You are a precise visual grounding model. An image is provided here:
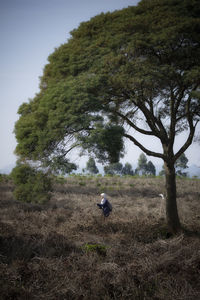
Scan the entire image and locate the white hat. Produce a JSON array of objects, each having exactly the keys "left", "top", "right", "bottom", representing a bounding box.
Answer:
[{"left": 101, "top": 193, "right": 107, "bottom": 198}]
